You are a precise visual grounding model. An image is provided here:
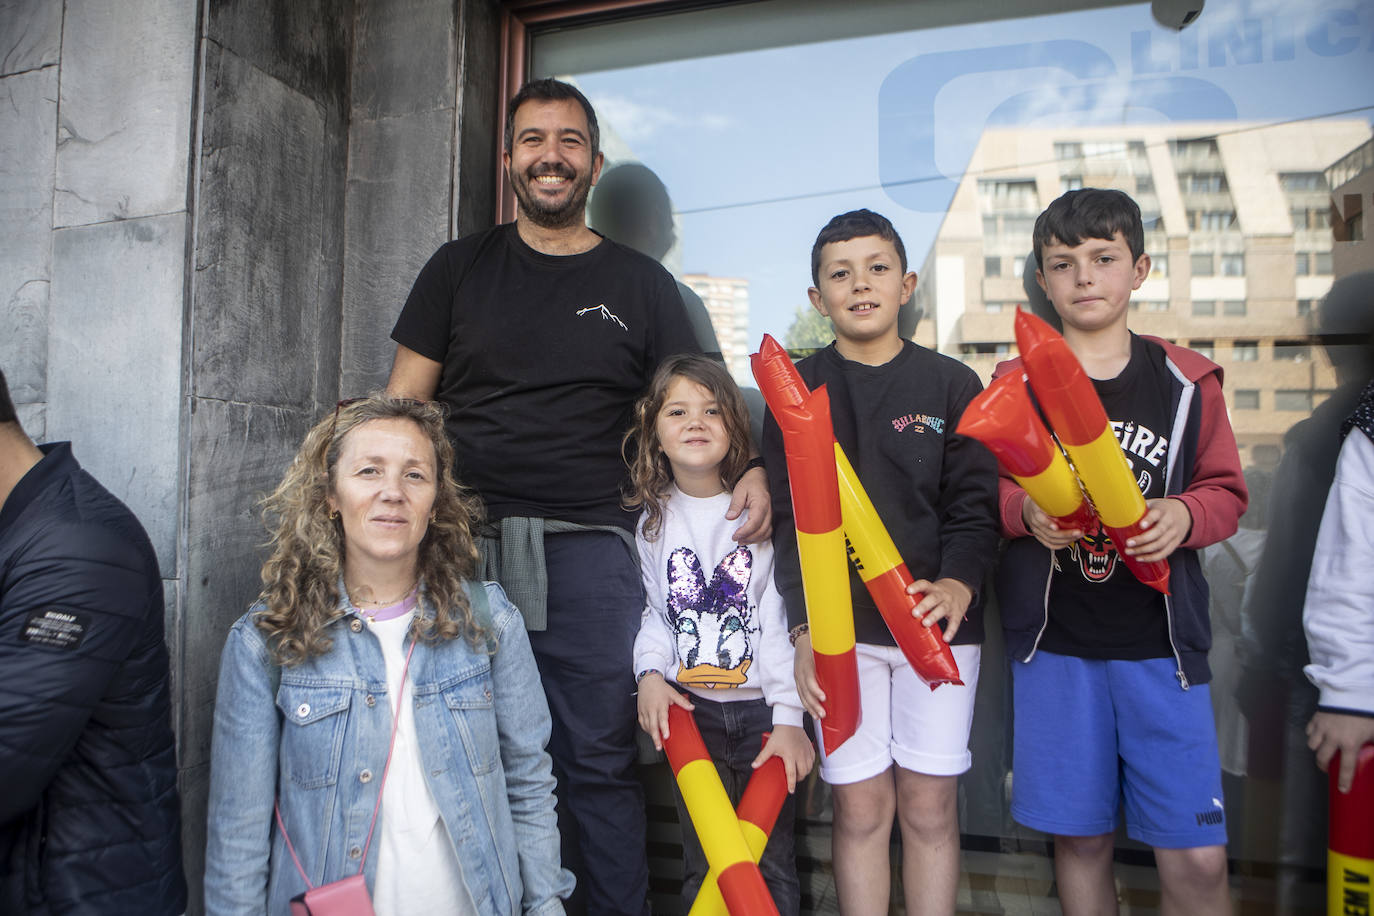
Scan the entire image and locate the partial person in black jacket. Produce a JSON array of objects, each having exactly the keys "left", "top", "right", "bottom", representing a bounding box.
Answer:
[{"left": 0, "top": 368, "right": 185, "bottom": 915}]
